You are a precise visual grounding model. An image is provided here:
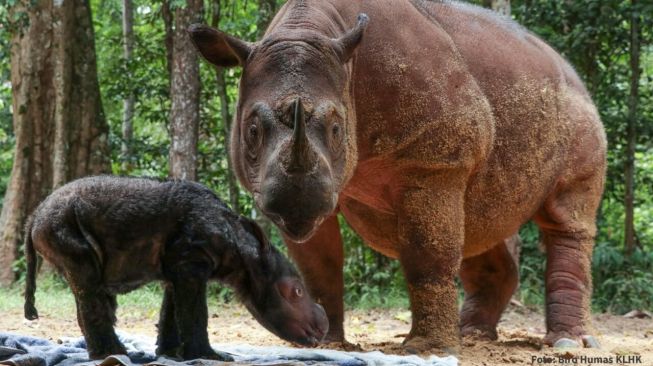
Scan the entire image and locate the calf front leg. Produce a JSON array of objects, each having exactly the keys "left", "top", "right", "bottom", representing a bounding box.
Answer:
[
  {"left": 168, "top": 261, "right": 217, "bottom": 360},
  {"left": 397, "top": 177, "right": 466, "bottom": 354}
]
